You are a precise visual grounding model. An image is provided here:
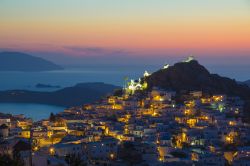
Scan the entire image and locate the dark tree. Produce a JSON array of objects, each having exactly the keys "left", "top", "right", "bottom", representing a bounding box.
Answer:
[
  {"left": 113, "top": 89, "right": 123, "bottom": 97},
  {"left": 49, "top": 112, "right": 56, "bottom": 122},
  {"left": 118, "top": 142, "right": 142, "bottom": 166},
  {"left": 65, "top": 153, "right": 86, "bottom": 166},
  {"left": 0, "top": 154, "right": 24, "bottom": 166}
]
